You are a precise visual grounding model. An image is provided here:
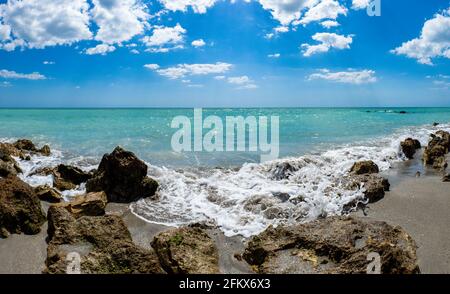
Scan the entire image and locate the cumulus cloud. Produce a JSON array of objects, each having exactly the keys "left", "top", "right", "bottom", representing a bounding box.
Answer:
[
  {"left": 321, "top": 20, "right": 339, "bottom": 28},
  {"left": 227, "top": 75, "right": 258, "bottom": 89},
  {"left": 0, "top": 0, "right": 92, "bottom": 50},
  {"left": 142, "top": 24, "right": 186, "bottom": 52},
  {"left": 0, "top": 69, "right": 46, "bottom": 80},
  {"left": 191, "top": 39, "right": 206, "bottom": 47},
  {"left": 144, "top": 64, "right": 160, "bottom": 70},
  {"left": 301, "top": 32, "right": 353, "bottom": 56},
  {"left": 257, "top": 0, "right": 310, "bottom": 26},
  {"left": 391, "top": 8, "right": 450, "bottom": 65},
  {"left": 297, "top": 0, "right": 347, "bottom": 26},
  {"left": 308, "top": 69, "right": 377, "bottom": 84},
  {"left": 351, "top": 0, "right": 370, "bottom": 10},
  {"left": 85, "top": 44, "right": 116, "bottom": 55},
  {"left": 152, "top": 62, "right": 233, "bottom": 79},
  {"left": 158, "top": 0, "right": 218, "bottom": 14},
  {"left": 91, "top": 0, "right": 149, "bottom": 44}
]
